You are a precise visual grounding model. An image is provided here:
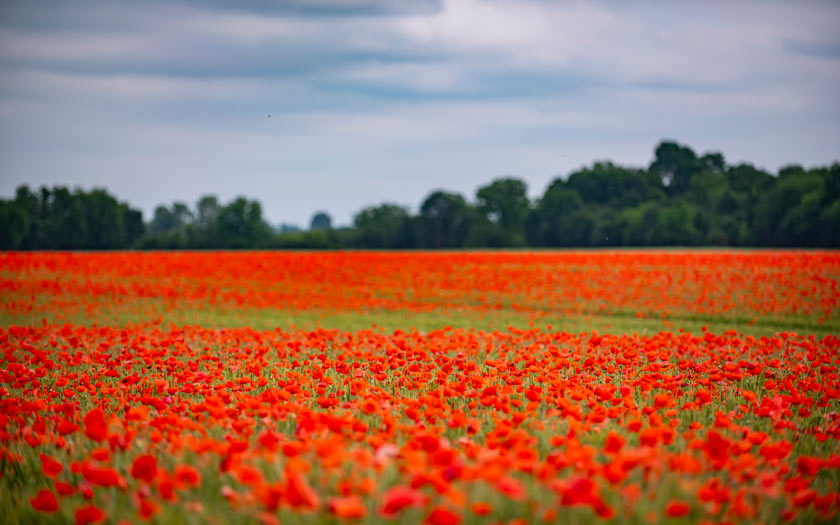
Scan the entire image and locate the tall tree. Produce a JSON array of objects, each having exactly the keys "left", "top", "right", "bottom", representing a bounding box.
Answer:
[
  {"left": 475, "top": 177, "right": 530, "bottom": 246},
  {"left": 0, "top": 200, "right": 28, "bottom": 249},
  {"left": 754, "top": 169, "right": 824, "bottom": 246},
  {"left": 700, "top": 152, "right": 726, "bottom": 173},
  {"left": 149, "top": 202, "right": 192, "bottom": 235},
  {"left": 650, "top": 141, "right": 700, "bottom": 195},
  {"left": 196, "top": 196, "right": 220, "bottom": 232},
  {"left": 216, "top": 197, "right": 271, "bottom": 248},
  {"left": 194, "top": 195, "right": 221, "bottom": 247},
  {"left": 353, "top": 203, "right": 412, "bottom": 248},
  {"left": 417, "top": 191, "right": 472, "bottom": 248},
  {"left": 45, "top": 187, "right": 87, "bottom": 248},
  {"left": 122, "top": 205, "right": 145, "bottom": 246},
  {"left": 310, "top": 211, "right": 332, "bottom": 231},
  {"left": 14, "top": 186, "right": 46, "bottom": 249},
  {"left": 526, "top": 180, "right": 591, "bottom": 246},
  {"left": 567, "top": 162, "right": 664, "bottom": 208},
  {"left": 82, "top": 189, "right": 126, "bottom": 249}
]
